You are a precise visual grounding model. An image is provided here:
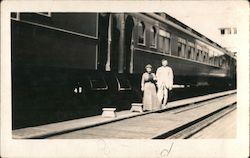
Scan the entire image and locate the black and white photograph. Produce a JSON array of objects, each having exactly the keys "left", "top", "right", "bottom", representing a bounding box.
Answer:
[
  {"left": 11, "top": 12, "right": 237, "bottom": 139},
  {"left": 1, "top": 1, "right": 249, "bottom": 158}
]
